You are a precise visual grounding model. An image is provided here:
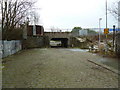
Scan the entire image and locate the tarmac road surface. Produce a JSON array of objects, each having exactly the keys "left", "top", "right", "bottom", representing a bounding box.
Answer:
[{"left": 2, "top": 48, "right": 118, "bottom": 88}]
